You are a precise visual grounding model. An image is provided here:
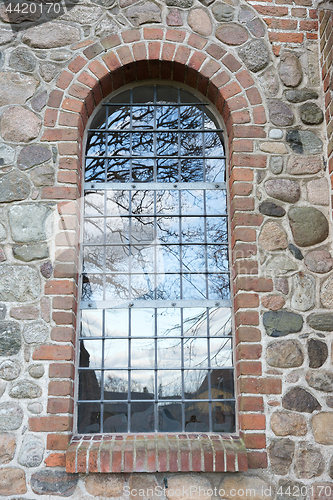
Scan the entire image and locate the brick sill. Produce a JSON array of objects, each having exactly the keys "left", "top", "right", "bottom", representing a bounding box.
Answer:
[{"left": 66, "top": 434, "right": 248, "bottom": 473}]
